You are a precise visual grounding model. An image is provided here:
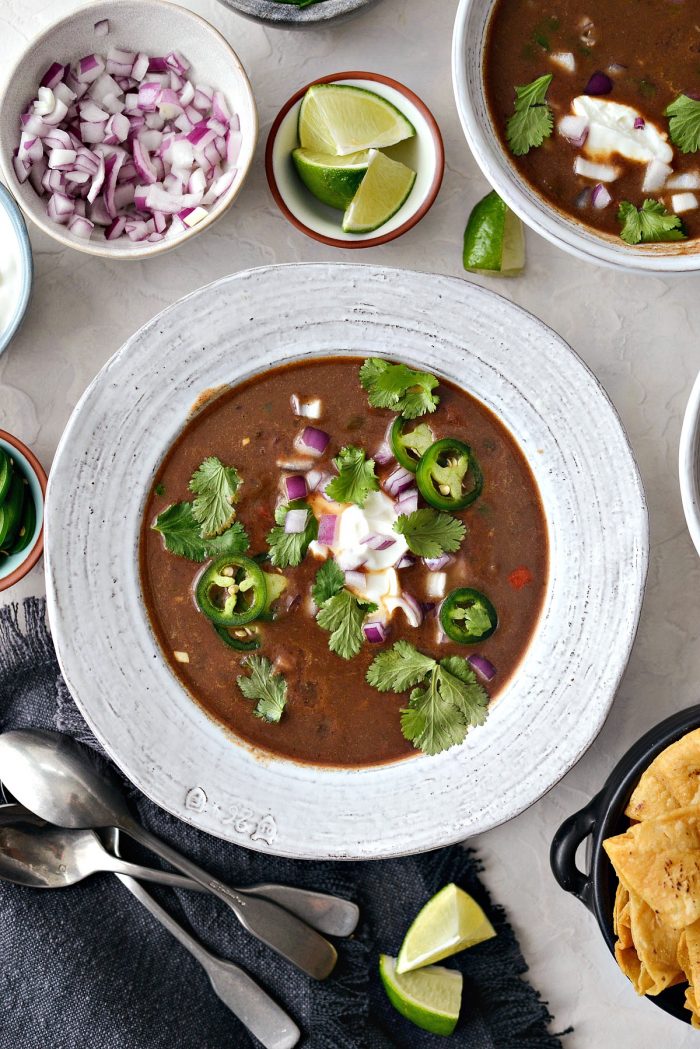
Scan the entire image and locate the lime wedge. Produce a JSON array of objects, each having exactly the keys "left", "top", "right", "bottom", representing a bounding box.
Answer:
[
  {"left": 342, "top": 149, "right": 416, "bottom": 234},
  {"left": 463, "top": 190, "right": 525, "bottom": 276},
  {"left": 396, "top": 883, "right": 496, "bottom": 974},
  {"left": 291, "top": 148, "right": 371, "bottom": 210},
  {"left": 298, "top": 83, "right": 416, "bottom": 156},
  {"left": 379, "top": 954, "right": 462, "bottom": 1036}
]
